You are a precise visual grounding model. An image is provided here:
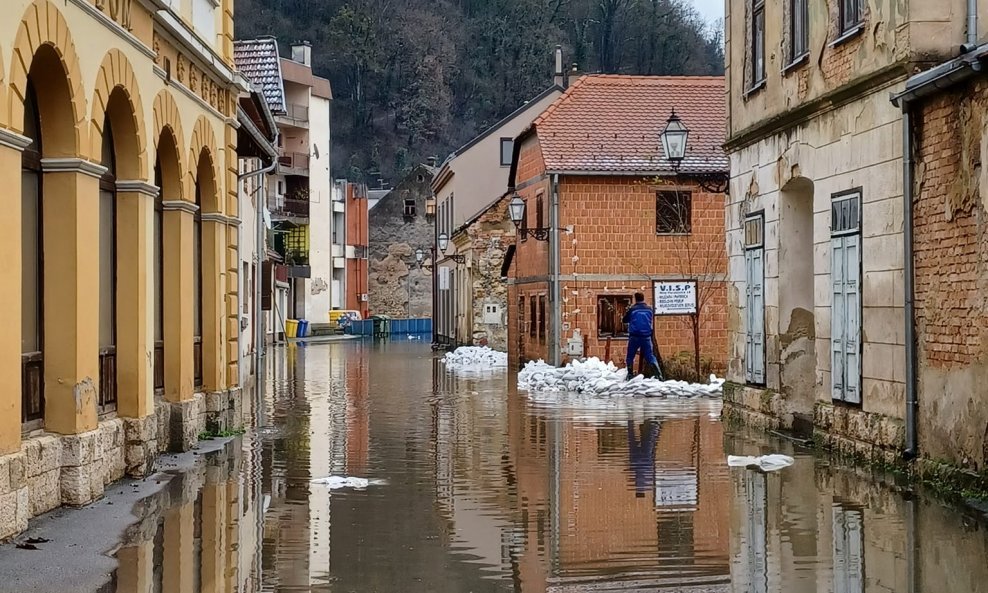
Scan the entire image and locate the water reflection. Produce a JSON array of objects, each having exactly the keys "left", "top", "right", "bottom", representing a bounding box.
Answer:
[{"left": 112, "top": 342, "right": 988, "bottom": 592}]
